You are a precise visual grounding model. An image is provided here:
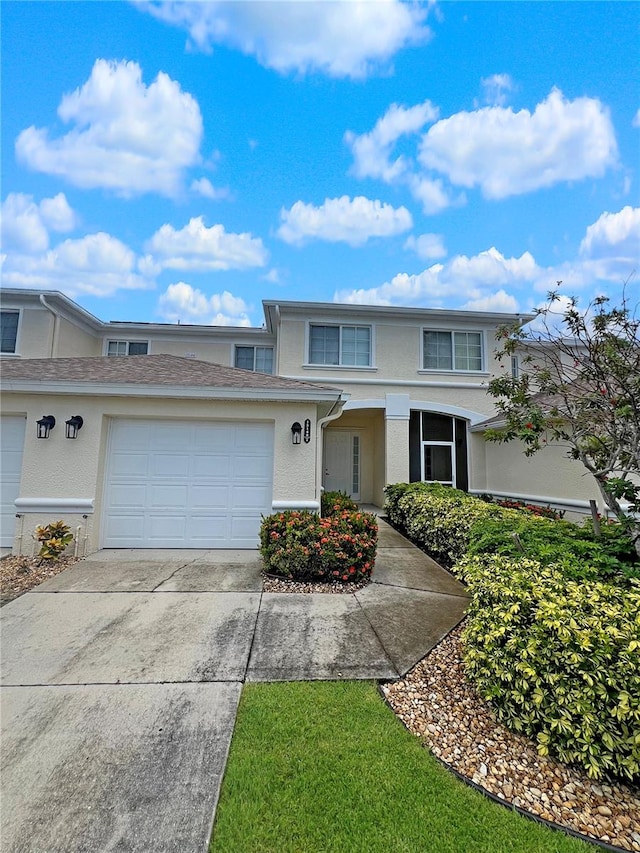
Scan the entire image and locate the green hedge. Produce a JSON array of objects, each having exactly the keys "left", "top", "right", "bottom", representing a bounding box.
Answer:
[
  {"left": 384, "top": 482, "right": 640, "bottom": 780},
  {"left": 321, "top": 490, "right": 359, "bottom": 516},
  {"left": 457, "top": 555, "right": 640, "bottom": 781},
  {"left": 259, "top": 509, "right": 377, "bottom": 583}
]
